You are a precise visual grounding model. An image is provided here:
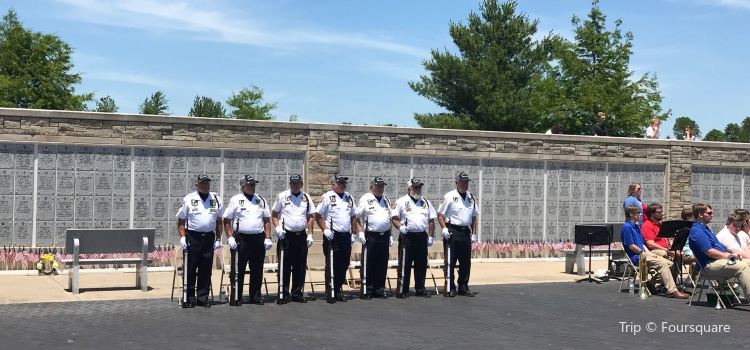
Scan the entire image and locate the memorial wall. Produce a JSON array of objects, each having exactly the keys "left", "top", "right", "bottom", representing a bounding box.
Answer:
[{"left": 0, "top": 108, "right": 747, "bottom": 247}]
